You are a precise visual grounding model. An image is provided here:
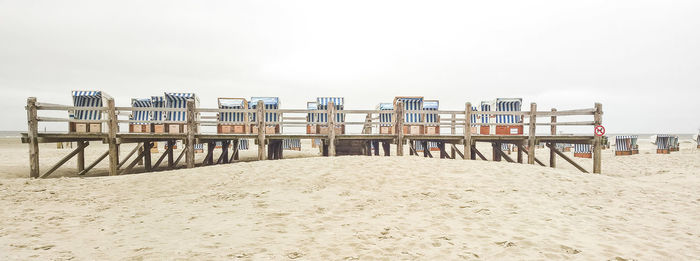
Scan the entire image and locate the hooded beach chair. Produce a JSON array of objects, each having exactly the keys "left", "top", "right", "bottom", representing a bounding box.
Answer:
[
  {"left": 283, "top": 139, "right": 302, "bottom": 151},
  {"left": 150, "top": 96, "right": 167, "bottom": 133},
  {"left": 70, "top": 91, "right": 108, "bottom": 133},
  {"left": 574, "top": 144, "right": 592, "bottom": 158},
  {"left": 164, "top": 92, "right": 199, "bottom": 134},
  {"left": 306, "top": 101, "right": 319, "bottom": 134},
  {"left": 495, "top": 98, "right": 523, "bottom": 135},
  {"left": 655, "top": 134, "right": 671, "bottom": 154},
  {"left": 479, "top": 100, "right": 495, "bottom": 135},
  {"left": 670, "top": 136, "right": 680, "bottom": 152},
  {"left": 378, "top": 103, "right": 394, "bottom": 134},
  {"left": 424, "top": 100, "right": 440, "bottom": 135},
  {"left": 615, "top": 135, "right": 633, "bottom": 156},
  {"left": 394, "top": 97, "right": 424, "bottom": 134},
  {"left": 249, "top": 97, "right": 280, "bottom": 134},
  {"left": 696, "top": 133, "right": 700, "bottom": 149},
  {"left": 217, "top": 98, "right": 248, "bottom": 134},
  {"left": 317, "top": 97, "right": 345, "bottom": 134},
  {"left": 129, "top": 98, "right": 152, "bottom": 133}
]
